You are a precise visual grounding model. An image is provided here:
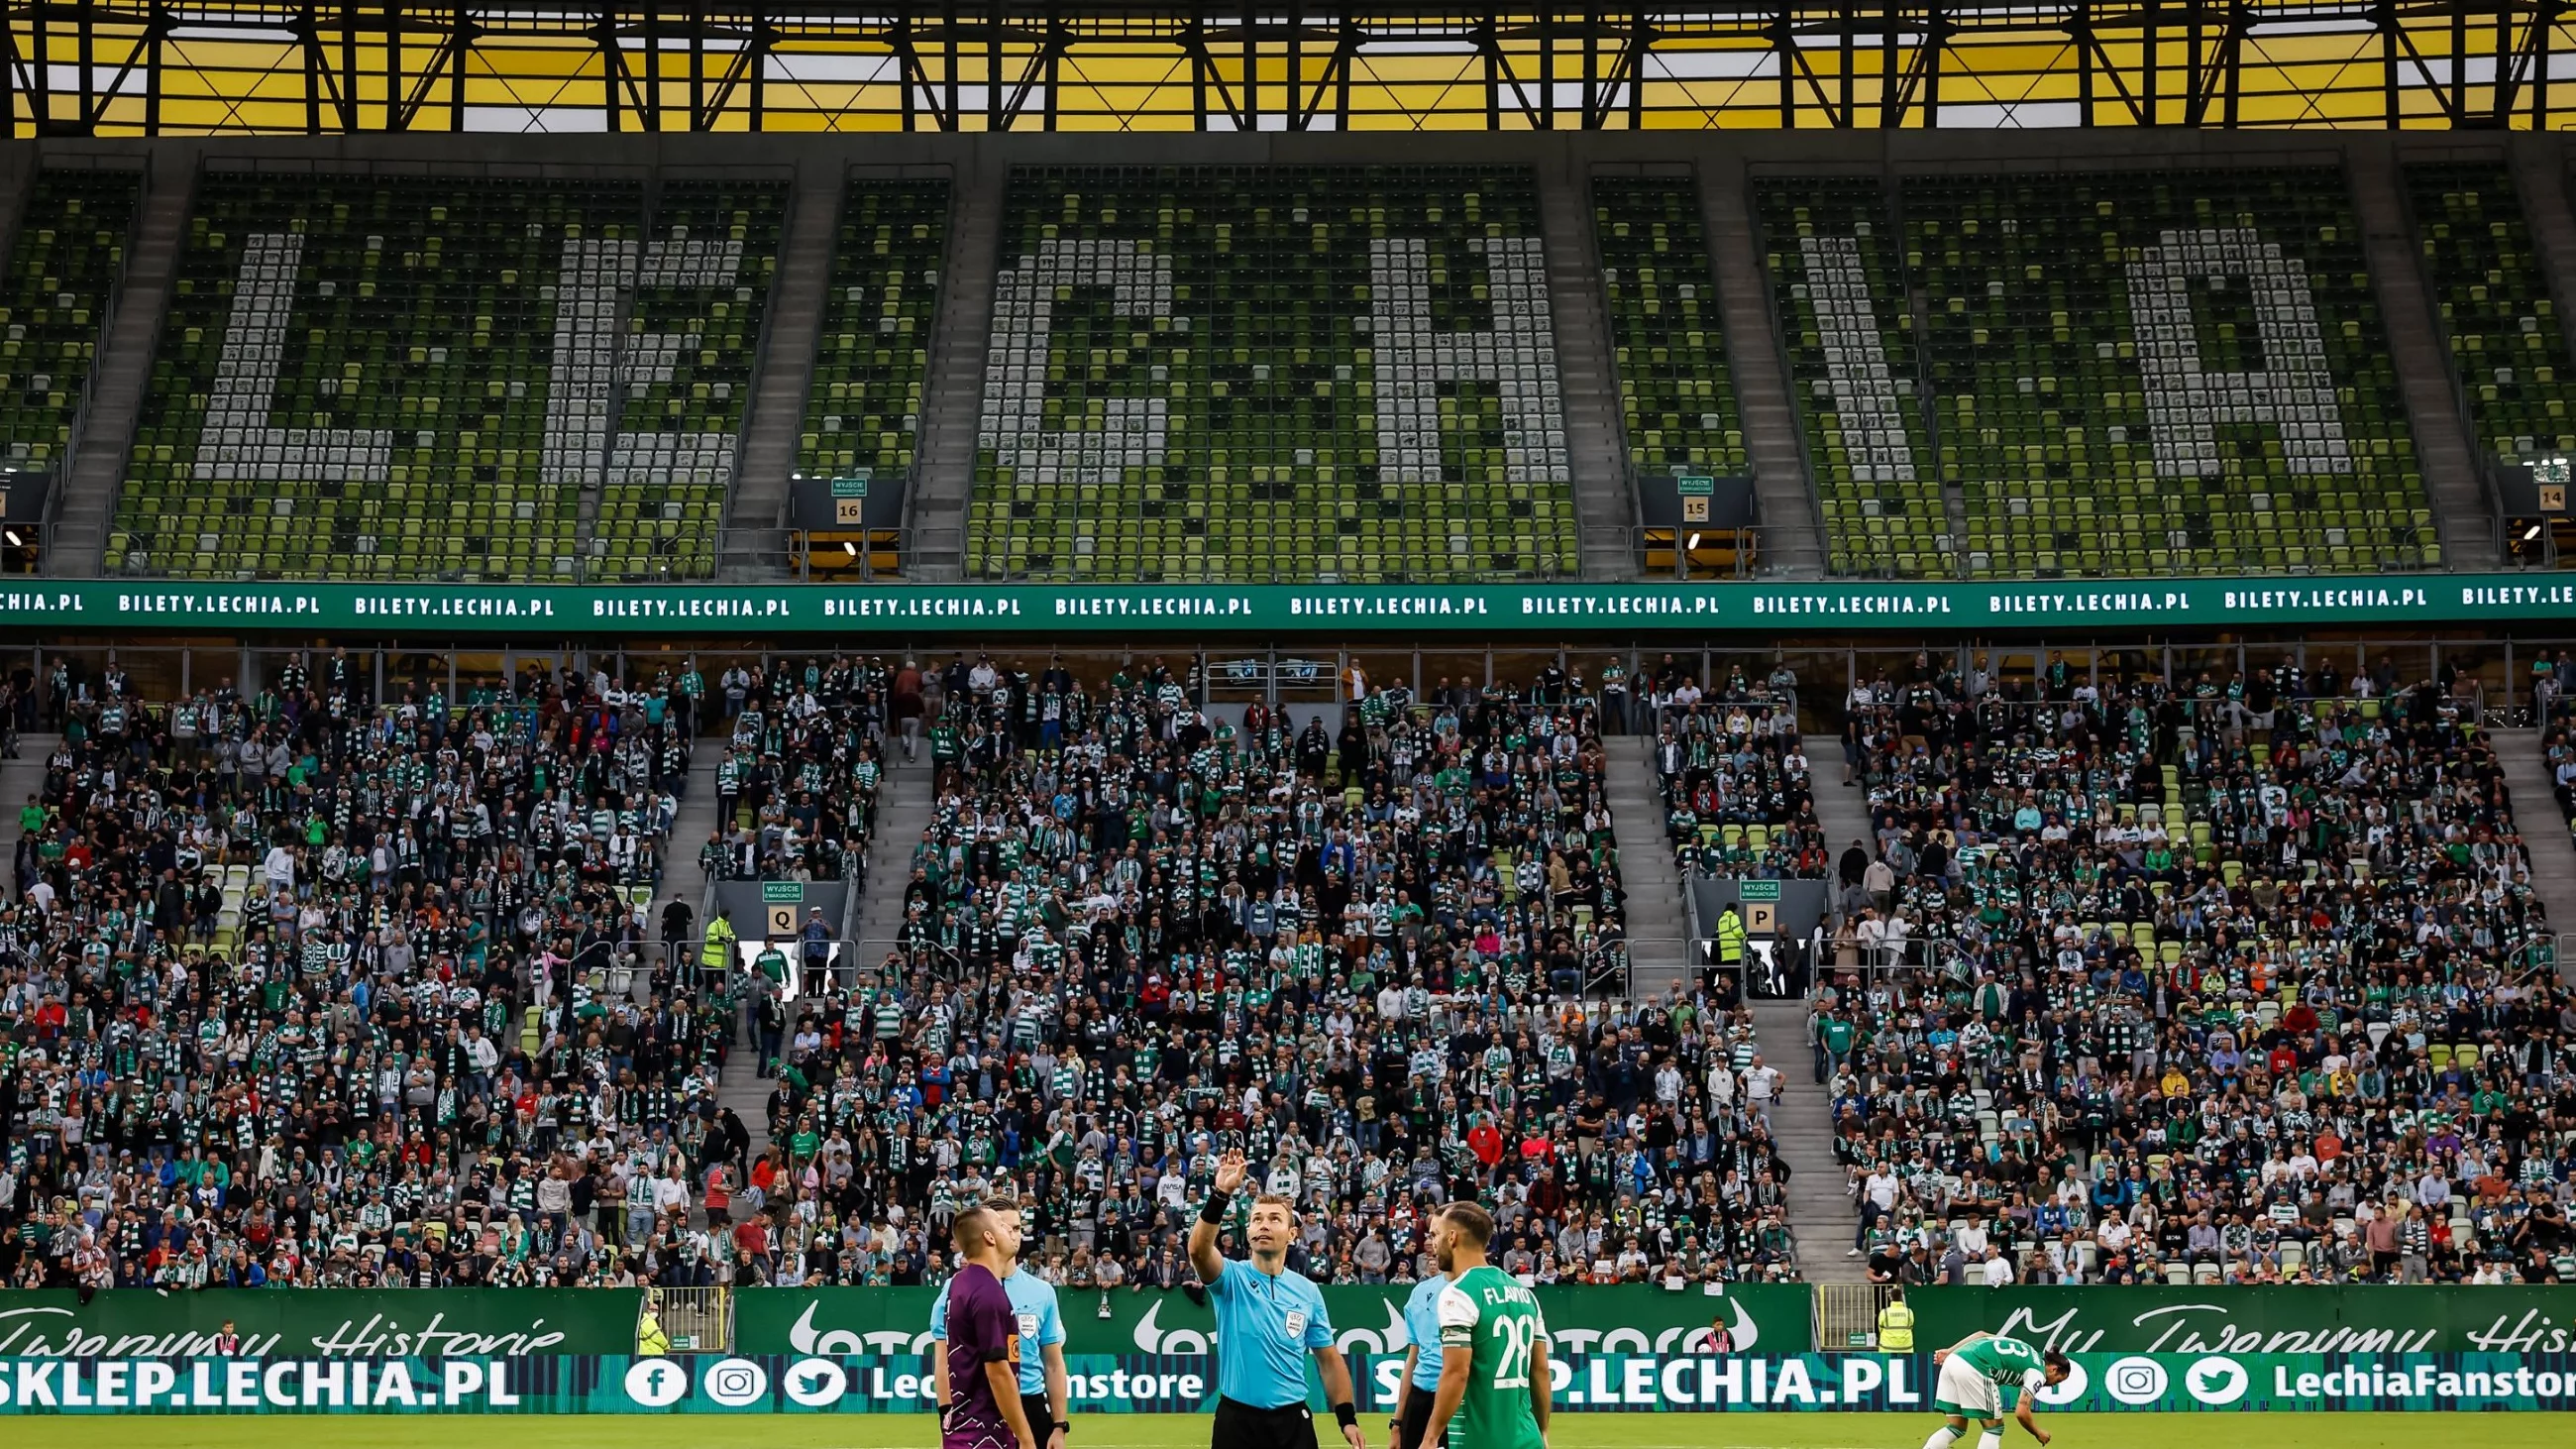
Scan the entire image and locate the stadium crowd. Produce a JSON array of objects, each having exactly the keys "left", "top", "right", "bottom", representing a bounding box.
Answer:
[
  {"left": 1819, "top": 656, "right": 2576, "bottom": 1286},
  {"left": 1649, "top": 665, "right": 1834, "bottom": 882},
  {"left": 0, "top": 650, "right": 769, "bottom": 1290},
  {"left": 7, "top": 640, "right": 2571, "bottom": 1294},
  {"left": 747, "top": 658, "right": 1803, "bottom": 1290},
  {"left": 0, "top": 650, "right": 1819, "bottom": 1293}
]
